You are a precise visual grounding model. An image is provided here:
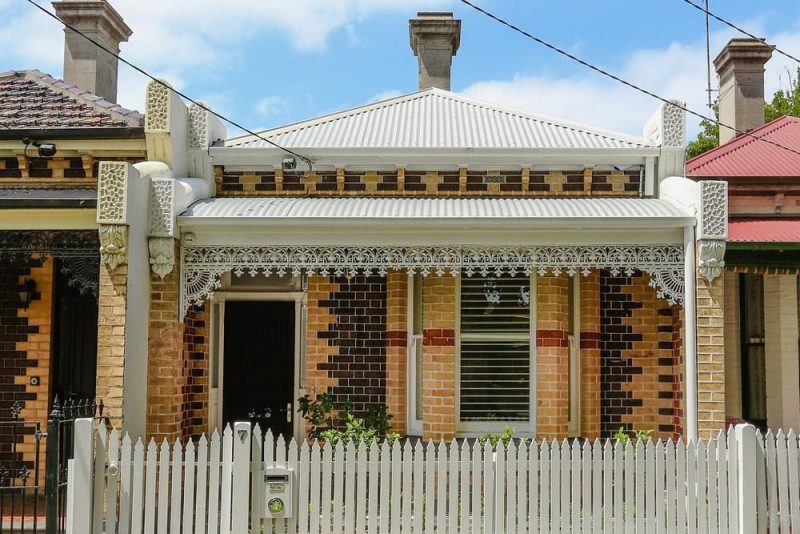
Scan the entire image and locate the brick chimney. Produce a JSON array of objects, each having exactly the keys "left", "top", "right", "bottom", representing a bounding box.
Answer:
[
  {"left": 52, "top": 0, "right": 132, "bottom": 103},
  {"left": 409, "top": 12, "right": 461, "bottom": 91},
  {"left": 714, "top": 38, "right": 773, "bottom": 144}
]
